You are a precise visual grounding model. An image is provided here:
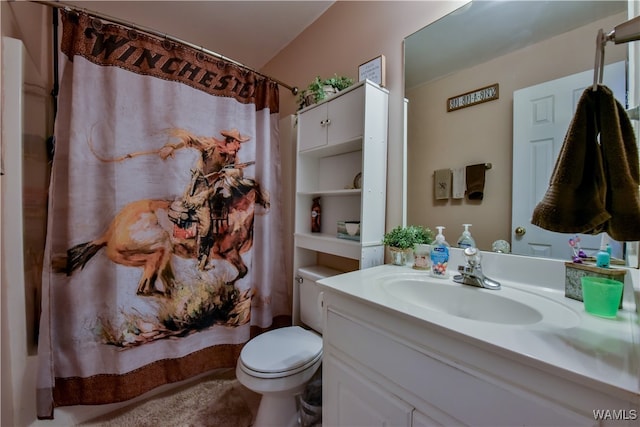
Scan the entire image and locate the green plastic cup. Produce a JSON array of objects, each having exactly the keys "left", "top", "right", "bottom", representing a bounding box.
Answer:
[{"left": 580, "top": 277, "right": 623, "bottom": 319}]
